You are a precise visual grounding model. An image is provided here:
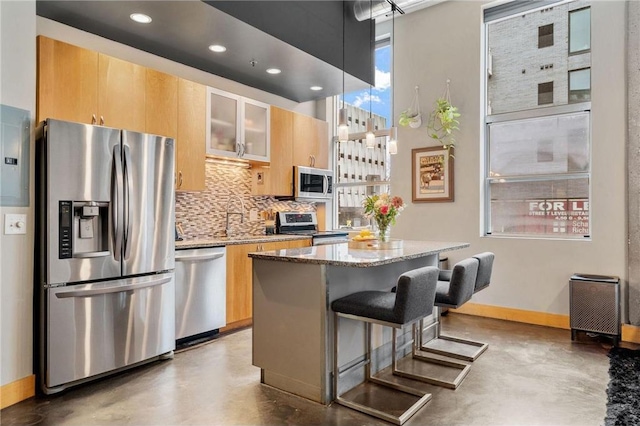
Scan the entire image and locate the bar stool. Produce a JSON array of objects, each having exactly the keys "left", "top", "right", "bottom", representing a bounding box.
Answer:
[
  {"left": 420, "top": 252, "right": 494, "bottom": 362},
  {"left": 331, "top": 266, "right": 439, "bottom": 425}
]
